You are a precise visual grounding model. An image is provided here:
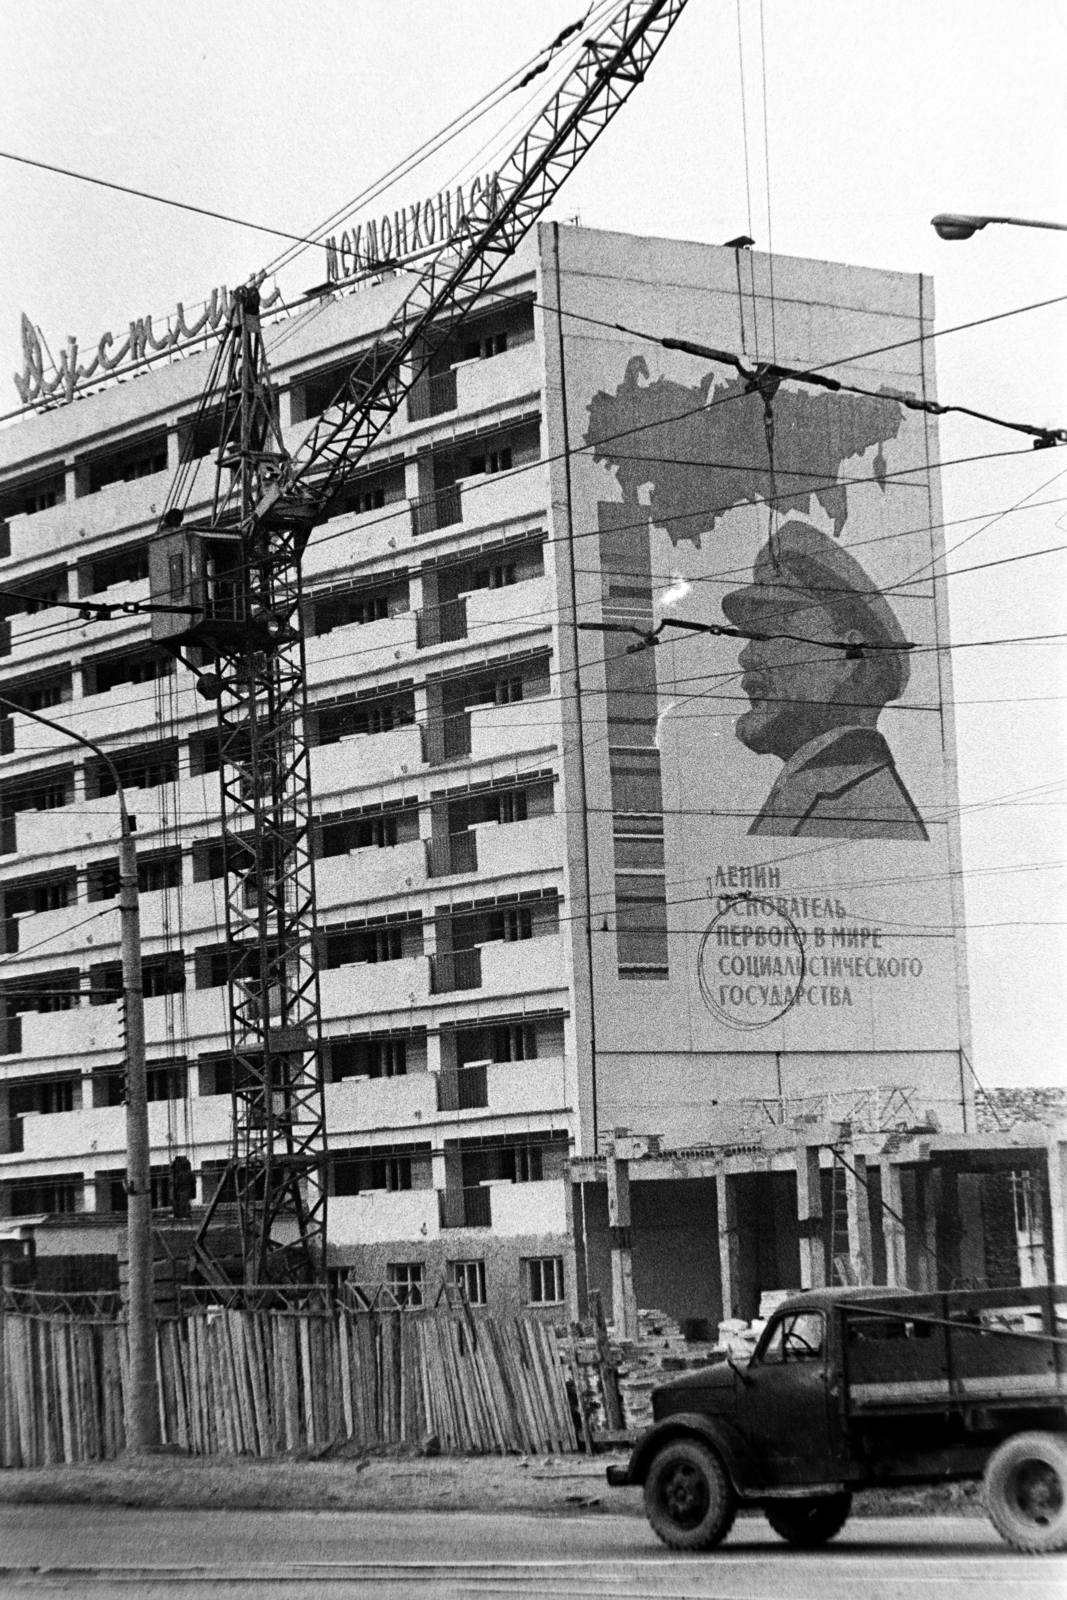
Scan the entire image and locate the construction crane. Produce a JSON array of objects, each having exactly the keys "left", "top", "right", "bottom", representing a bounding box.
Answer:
[{"left": 150, "top": 0, "right": 689, "bottom": 1288}]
